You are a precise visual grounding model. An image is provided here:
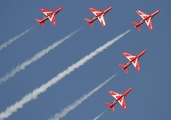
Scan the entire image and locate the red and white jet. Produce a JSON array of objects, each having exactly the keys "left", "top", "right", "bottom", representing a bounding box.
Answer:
[
  {"left": 132, "top": 9, "right": 160, "bottom": 31},
  {"left": 105, "top": 88, "right": 132, "bottom": 112},
  {"left": 85, "top": 6, "right": 113, "bottom": 27},
  {"left": 36, "top": 6, "right": 64, "bottom": 27},
  {"left": 119, "top": 50, "right": 146, "bottom": 73}
]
